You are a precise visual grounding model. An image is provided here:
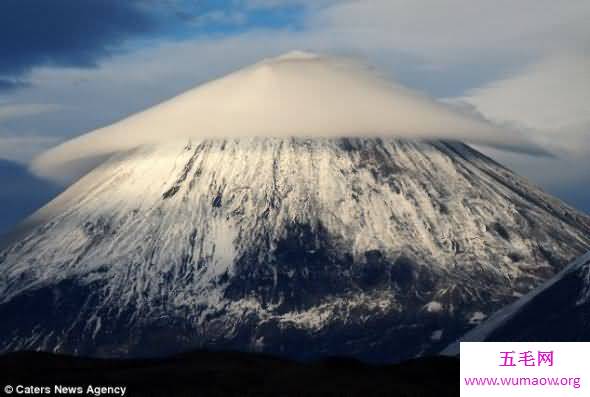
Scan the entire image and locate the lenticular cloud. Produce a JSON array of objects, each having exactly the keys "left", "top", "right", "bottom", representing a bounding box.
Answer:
[{"left": 32, "top": 51, "right": 544, "bottom": 182}]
